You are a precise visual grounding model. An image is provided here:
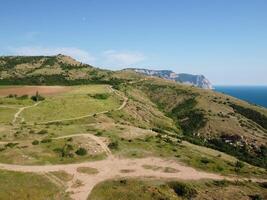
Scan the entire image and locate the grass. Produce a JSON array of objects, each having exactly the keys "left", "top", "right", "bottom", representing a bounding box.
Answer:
[
  {"left": 0, "top": 107, "right": 17, "bottom": 124},
  {"left": 88, "top": 178, "right": 267, "bottom": 200},
  {"left": 0, "top": 136, "right": 106, "bottom": 165},
  {"left": 93, "top": 126, "right": 267, "bottom": 178},
  {"left": 22, "top": 85, "right": 121, "bottom": 123},
  {"left": 51, "top": 170, "right": 73, "bottom": 182},
  {"left": 0, "top": 169, "right": 70, "bottom": 200}
]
